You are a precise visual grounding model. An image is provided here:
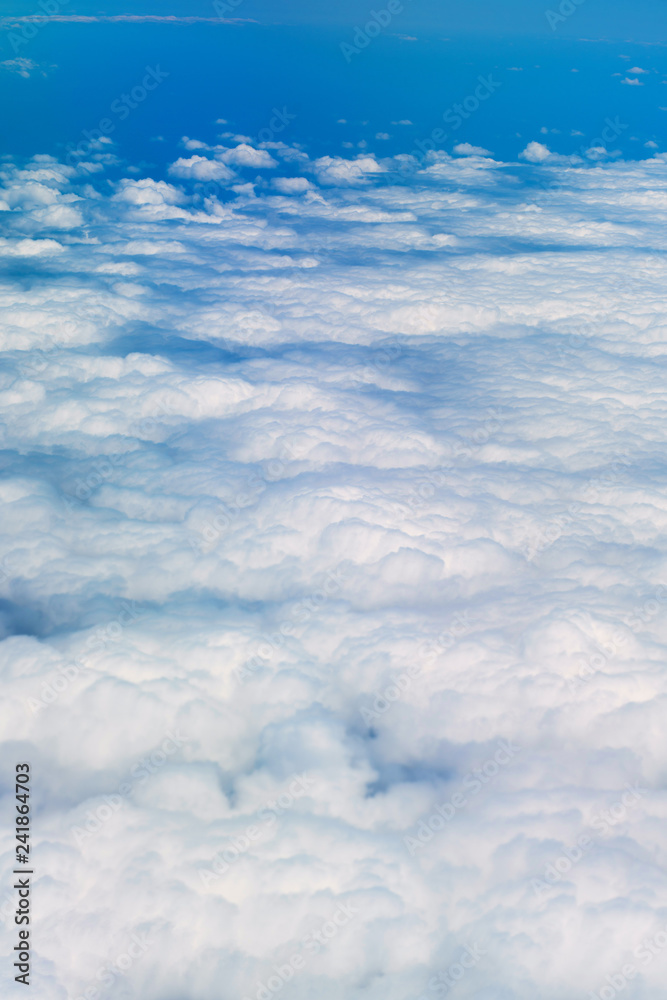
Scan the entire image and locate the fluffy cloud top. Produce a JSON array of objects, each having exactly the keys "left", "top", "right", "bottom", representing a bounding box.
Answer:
[
  {"left": 519, "top": 140, "right": 552, "bottom": 162},
  {"left": 168, "top": 156, "right": 237, "bottom": 182},
  {"left": 217, "top": 144, "right": 279, "bottom": 169},
  {"left": 1, "top": 141, "right": 667, "bottom": 1000}
]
